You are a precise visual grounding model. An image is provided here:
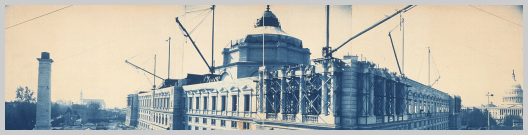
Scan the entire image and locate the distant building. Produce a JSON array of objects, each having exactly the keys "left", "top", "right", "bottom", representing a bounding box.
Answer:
[
  {"left": 462, "top": 71, "right": 523, "bottom": 125},
  {"left": 79, "top": 90, "right": 106, "bottom": 109},
  {"left": 63, "top": 108, "right": 81, "bottom": 126},
  {"left": 125, "top": 94, "right": 139, "bottom": 127},
  {"left": 126, "top": 6, "right": 462, "bottom": 130},
  {"left": 55, "top": 99, "right": 73, "bottom": 106}
]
